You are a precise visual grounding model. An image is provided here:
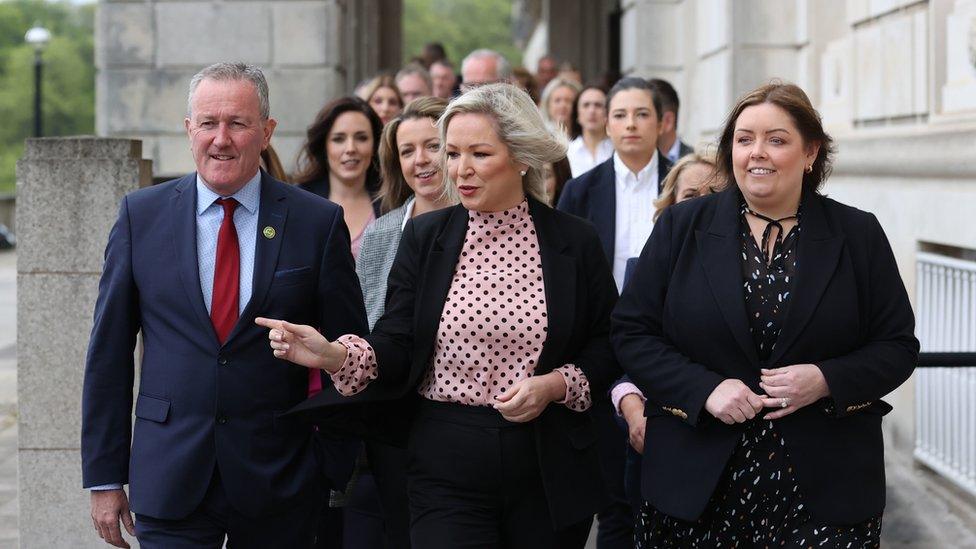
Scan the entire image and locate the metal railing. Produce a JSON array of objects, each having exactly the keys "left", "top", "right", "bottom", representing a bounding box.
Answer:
[{"left": 914, "top": 252, "right": 976, "bottom": 498}]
